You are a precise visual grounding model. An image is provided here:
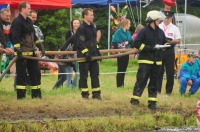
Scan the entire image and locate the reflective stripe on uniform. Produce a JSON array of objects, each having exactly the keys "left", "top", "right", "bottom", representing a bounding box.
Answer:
[
  {"left": 148, "top": 97, "right": 157, "bottom": 102},
  {"left": 97, "top": 45, "right": 99, "bottom": 48},
  {"left": 14, "top": 52, "right": 33, "bottom": 56},
  {"left": 156, "top": 61, "right": 162, "bottom": 65},
  {"left": 14, "top": 43, "right": 20, "bottom": 48},
  {"left": 139, "top": 43, "right": 145, "bottom": 51},
  {"left": 31, "top": 85, "right": 41, "bottom": 90},
  {"left": 34, "top": 40, "right": 40, "bottom": 45},
  {"left": 131, "top": 95, "right": 140, "bottom": 100},
  {"left": 81, "top": 88, "right": 89, "bottom": 92},
  {"left": 81, "top": 48, "right": 88, "bottom": 54},
  {"left": 138, "top": 60, "right": 154, "bottom": 64},
  {"left": 16, "top": 85, "right": 26, "bottom": 89},
  {"left": 92, "top": 88, "right": 100, "bottom": 92}
]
